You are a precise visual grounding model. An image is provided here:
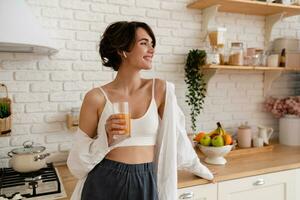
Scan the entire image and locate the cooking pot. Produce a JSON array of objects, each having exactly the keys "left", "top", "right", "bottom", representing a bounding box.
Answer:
[{"left": 8, "top": 140, "right": 50, "bottom": 173}]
